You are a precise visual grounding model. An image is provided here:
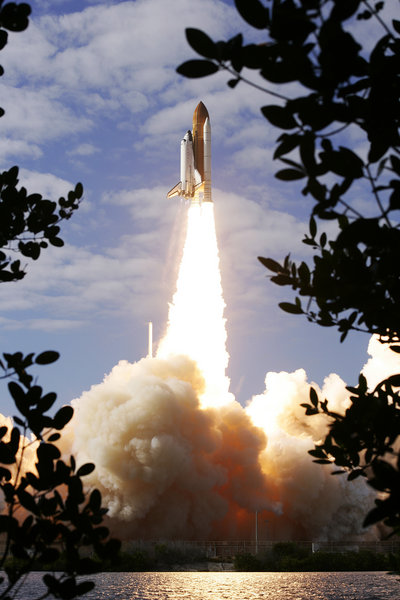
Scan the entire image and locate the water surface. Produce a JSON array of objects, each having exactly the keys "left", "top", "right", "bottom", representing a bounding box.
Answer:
[{"left": 8, "top": 571, "right": 400, "bottom": 599}]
